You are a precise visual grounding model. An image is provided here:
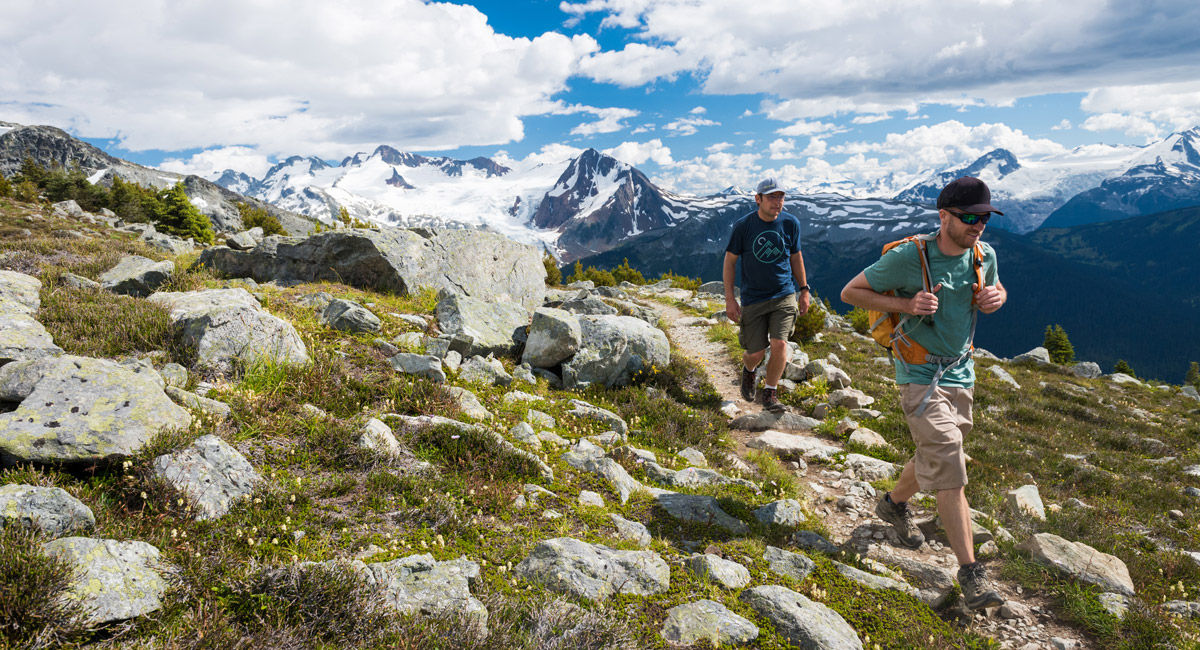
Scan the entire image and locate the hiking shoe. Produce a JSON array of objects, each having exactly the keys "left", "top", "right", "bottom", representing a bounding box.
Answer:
[
  {"left": 740, "top": 366, "right": 757, "bottom": 402},
  {"left": 958, "top": 562, "right": 1005, "bottom": 610},
  {"left": 761, "top": 387, "right": 786, "bottom": 413},
  {"left": 874, "top": 493, "right": 925, "bottom": 549}
]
